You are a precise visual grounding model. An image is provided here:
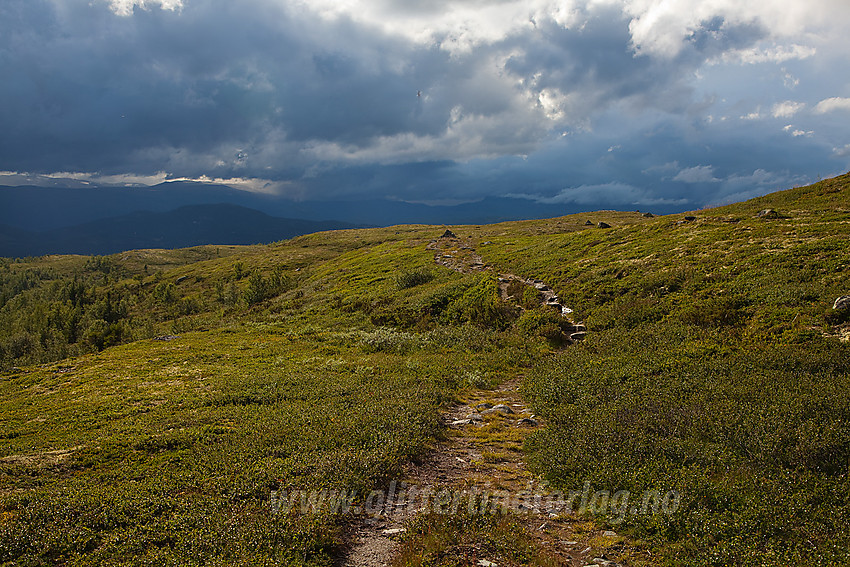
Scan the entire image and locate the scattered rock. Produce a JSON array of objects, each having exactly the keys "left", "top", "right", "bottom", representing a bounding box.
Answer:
[
  {"left": 478, "top": 560, "right": 498, "bottom": 567},
  {"left": 466, "top": 413, "right": 484, "bottom": 422},
  {"left": 642, "top": 212, "right": 654, "bottom": 218},
  {"left": 154, "top": 335, "right": 179, "bottom": 341},
  {"left": 585, "top": 220, "right": 594, "bottom": 226},
  {"left": 381, "top": 528, "right": 406, "bottom": 536},
  {"left": 602, "top": 530, "right": 617, "bottom": 537},
  {"left": 591, "top": 558, "right": 617, "bottom": 567},
  {"left": 597, "top": 221, "right": 611, "bottom": 229},
  {"left": 491, "top": 404, "right": 515, "bottom": 414},
  {"left": 175, "top": 275, "right": 189, "bottom": 284},
  {"left": 517, "top": 417, "right": 539, "bottom": 427},
  {"left": 441, "top": 229, "right": 457, "bottom": 238},
  {"left": 684, "top": 215, "right": 696, "bottom": 221},
  {"left": 833, "top": 296, "right": 850, "bottom": 310},
  {"left": 756, "top": 208, "right": 779, "bottom": 218},
  {"left": 570, "top": 331, "right": 587, "bottom": 341},
  {"left": 476, "top": 402, "right": 493, "bottom": 411},
  {"left": 451, "top": 419, "right": 471, "bottom": 426}
]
